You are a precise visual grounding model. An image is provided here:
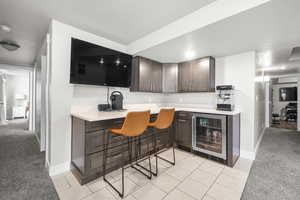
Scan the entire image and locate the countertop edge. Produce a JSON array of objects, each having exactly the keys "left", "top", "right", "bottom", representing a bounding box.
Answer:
[{"left": 71, "top": 108, "right": 241, "bottom": 122}]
